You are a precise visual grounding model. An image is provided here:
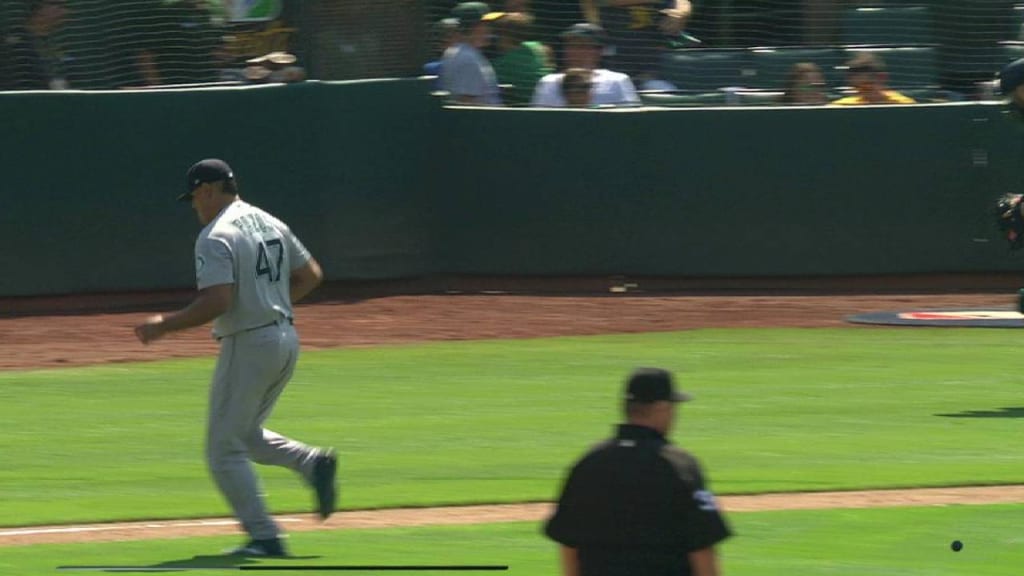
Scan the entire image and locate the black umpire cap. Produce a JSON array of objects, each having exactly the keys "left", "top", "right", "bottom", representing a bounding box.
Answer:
[
  {"left": 179, "top": 158, "right": 234, "bottom": 202},
  {"left": 624, "top": 367, "right": 692, "bottom": 403}
]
